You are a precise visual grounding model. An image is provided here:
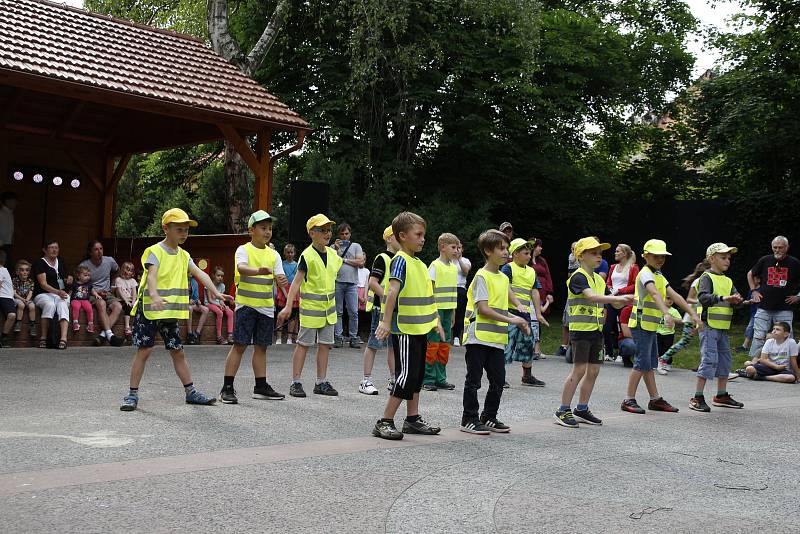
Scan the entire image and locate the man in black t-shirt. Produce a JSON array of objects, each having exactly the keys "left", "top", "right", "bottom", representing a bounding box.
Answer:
[{"left": 746, "top": 236, "right": 800, "bottom": 357}]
